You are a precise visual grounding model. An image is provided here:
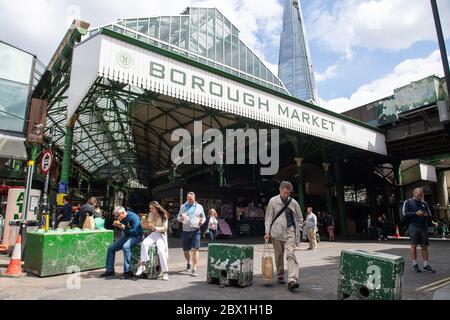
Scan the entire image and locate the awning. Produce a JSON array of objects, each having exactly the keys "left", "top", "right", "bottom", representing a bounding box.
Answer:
[
  {"left": 66, "top": 30, "right": 387, "bottom": 156},
  {"left": 0, "top": 134, "right": 27, "bottom": 160}
]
